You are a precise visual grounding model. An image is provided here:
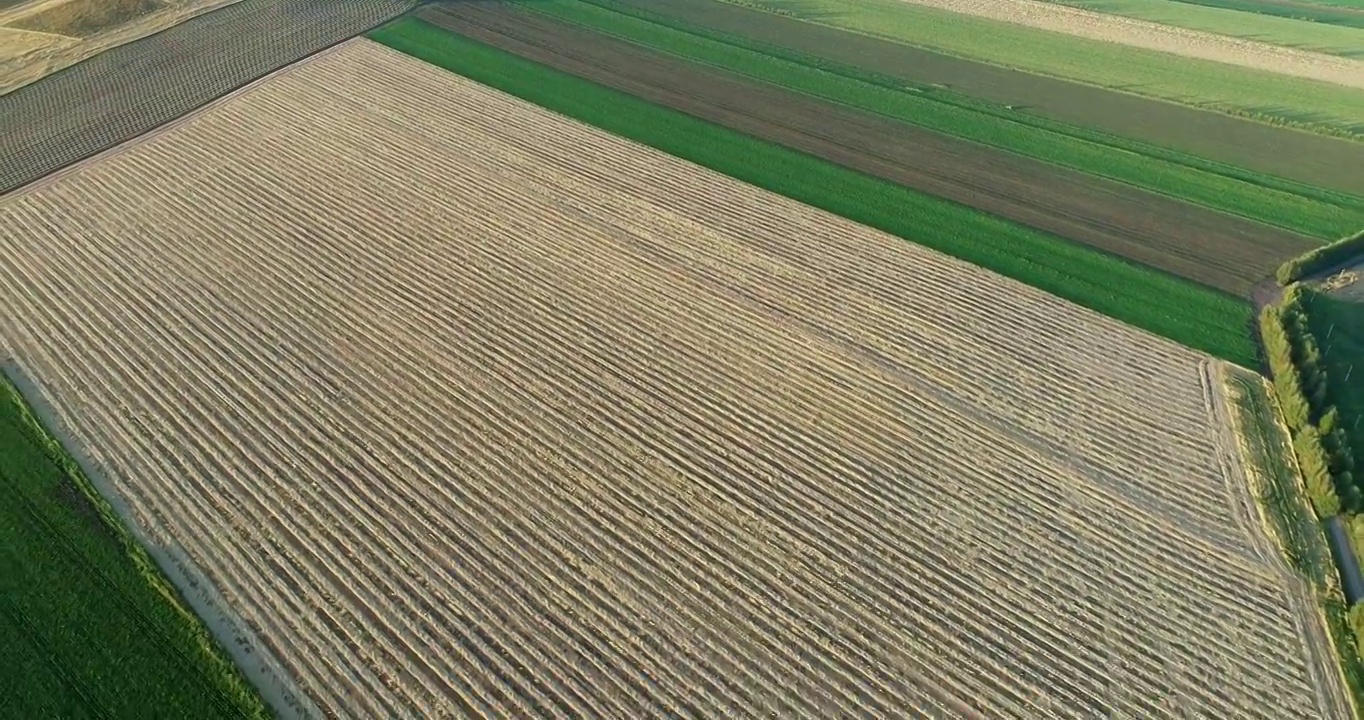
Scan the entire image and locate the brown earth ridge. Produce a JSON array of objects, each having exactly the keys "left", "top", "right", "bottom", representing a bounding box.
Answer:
[{"left": 422, "top": 2, "right": 1318, "bottom": 297}]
